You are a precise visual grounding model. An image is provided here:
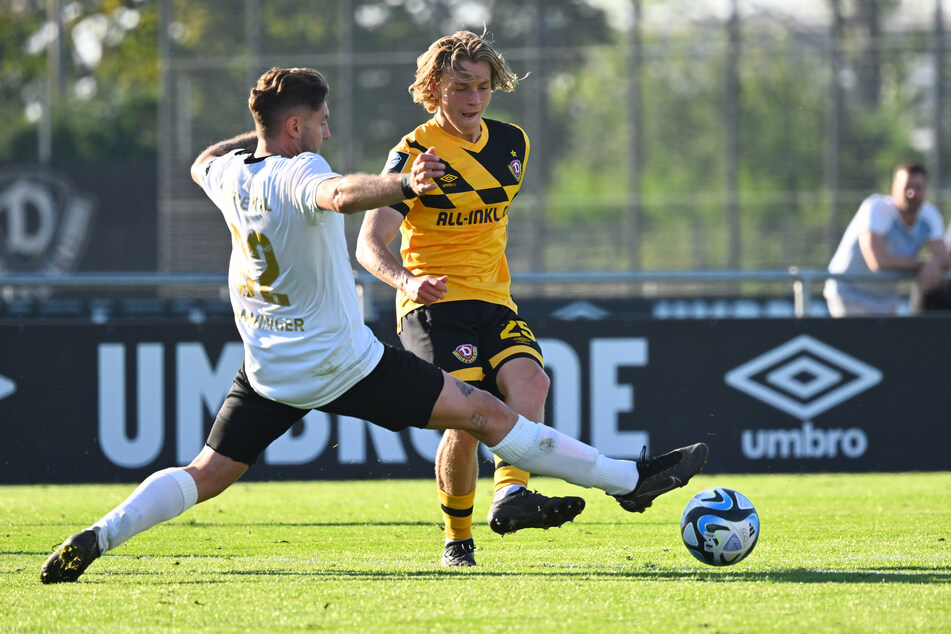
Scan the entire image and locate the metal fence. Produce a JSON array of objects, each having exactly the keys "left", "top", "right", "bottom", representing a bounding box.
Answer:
[
  {"left": 2, "top": 269, "right": 945, "bottom": 322},
  {"left": 157, "top": 0, "right": 951, "bottom": 287}
]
